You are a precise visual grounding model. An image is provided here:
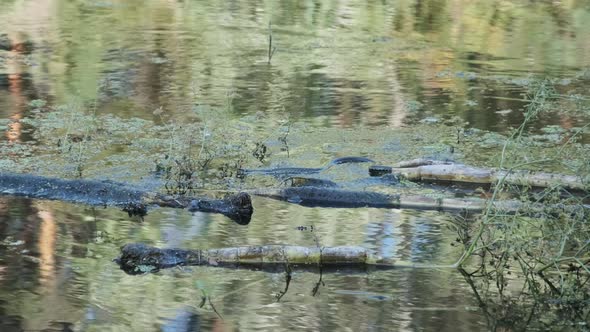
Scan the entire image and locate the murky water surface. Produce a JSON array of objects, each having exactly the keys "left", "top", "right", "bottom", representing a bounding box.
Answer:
[
  {"left": 1, "top": 197, "right": 483, "bottom": 331},
  {"left": 1, "top": 0, "right": 589, "bottom": 331}
]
